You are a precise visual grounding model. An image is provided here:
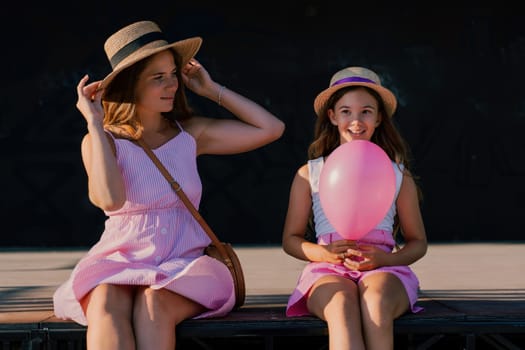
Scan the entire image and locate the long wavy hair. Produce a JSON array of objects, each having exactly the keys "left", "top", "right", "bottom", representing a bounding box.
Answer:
[
  {"left": 307, "top": 86, "right": 422, "bottom": 243},
  {"left": 101, "top": 48, "right": 194, "bottom": 139},
  {"left": 308, "top": 86, "right": 411, "bottom": 166}
]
